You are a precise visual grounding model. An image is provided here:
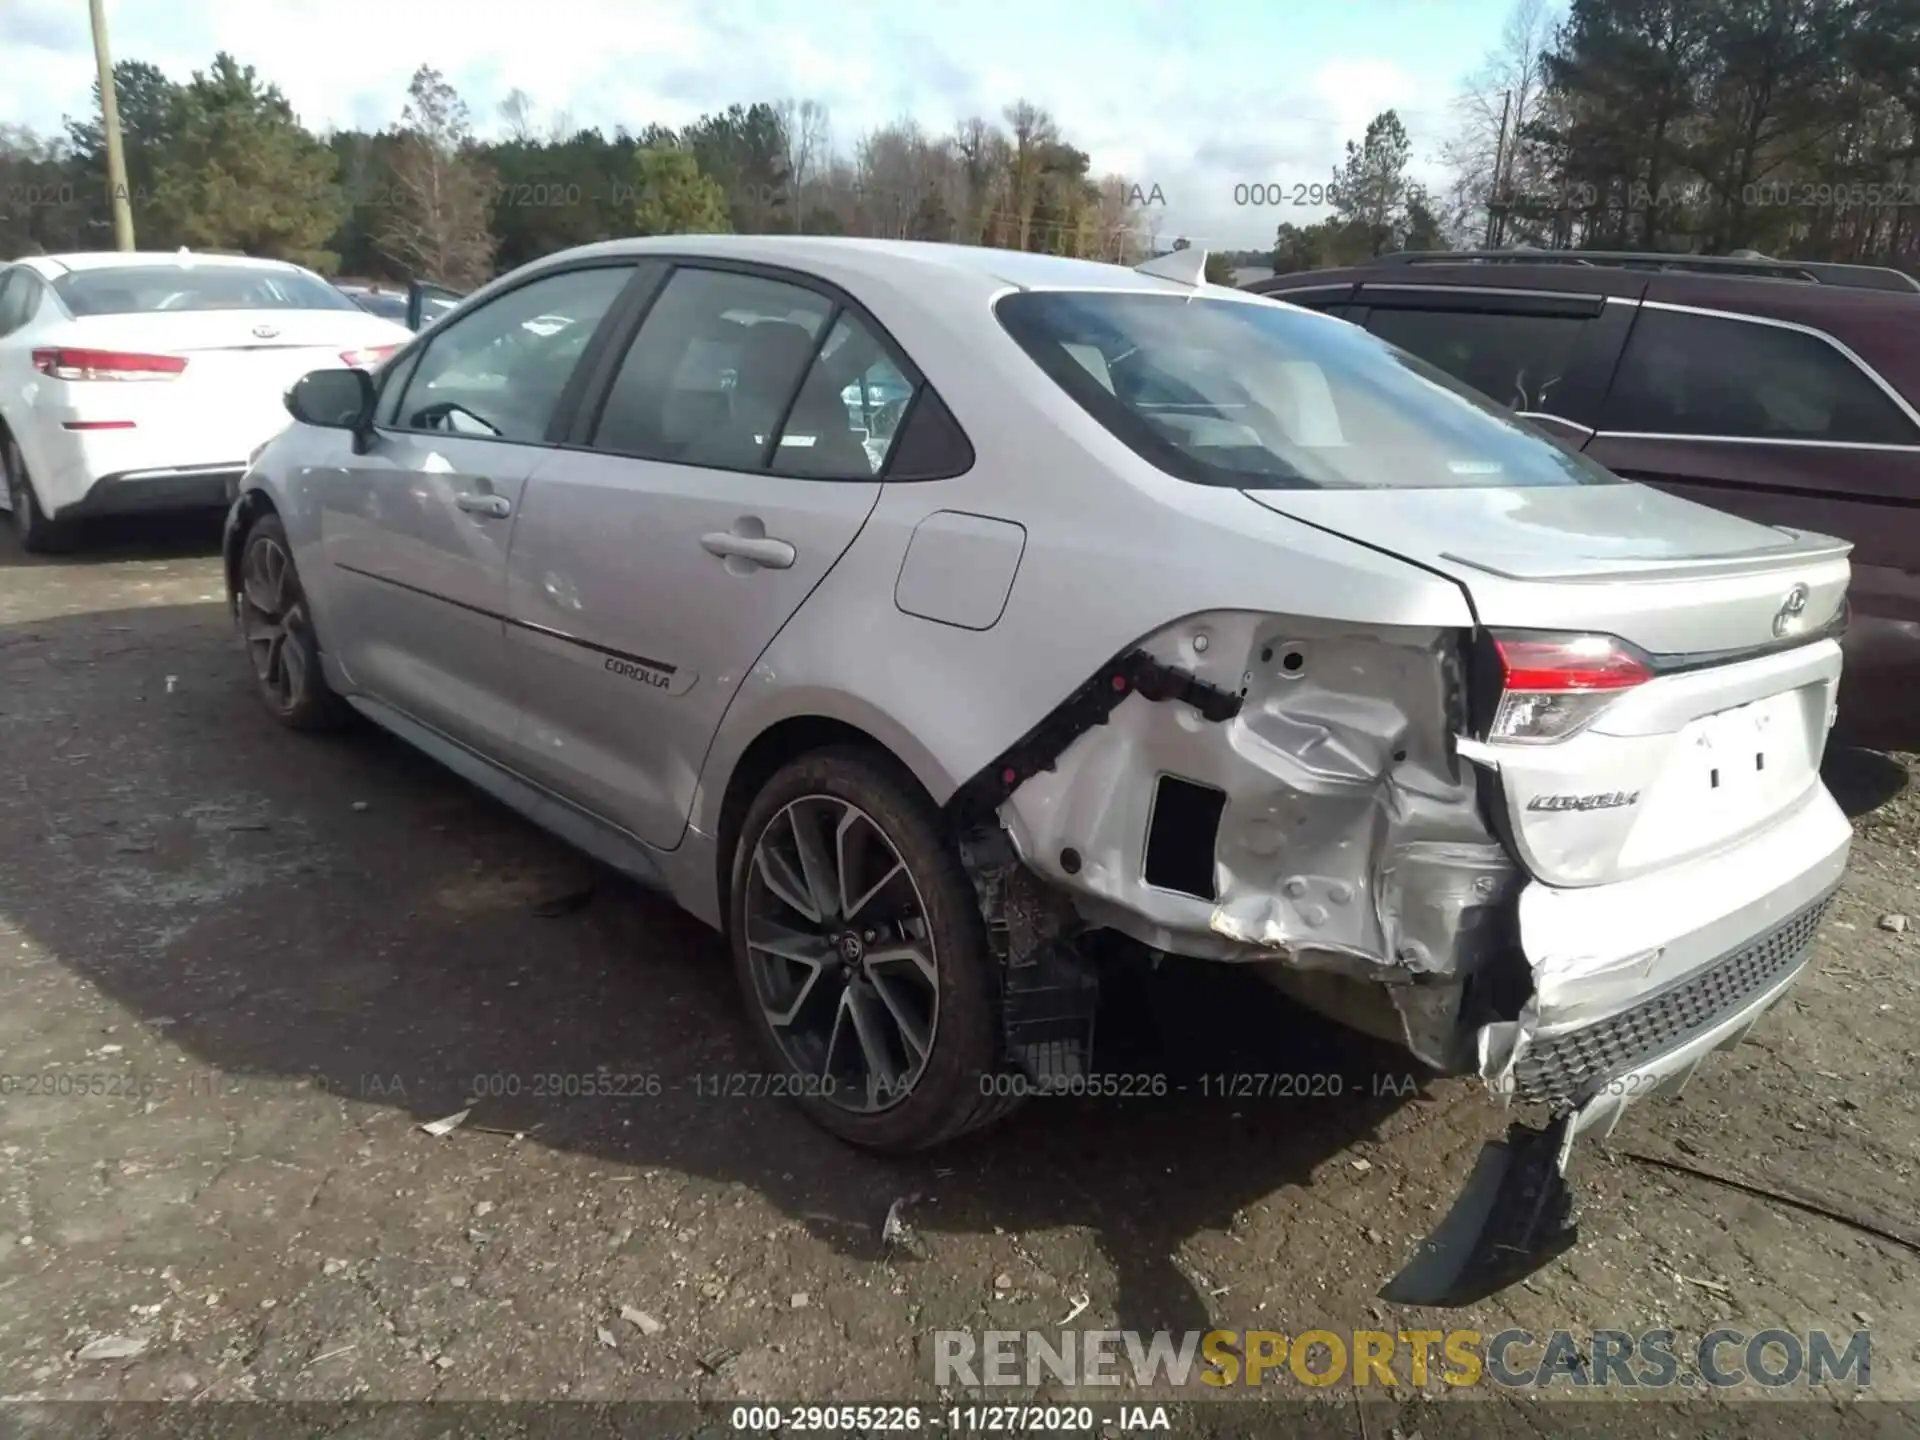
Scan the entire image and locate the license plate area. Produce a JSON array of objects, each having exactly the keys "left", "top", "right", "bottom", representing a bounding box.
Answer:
[
  {"left": 1673, "top": 688, "right": 1815, "bottom": 825},
  {"left": 1695, "top": 695, "right": 1781, "bottom": 799}
]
